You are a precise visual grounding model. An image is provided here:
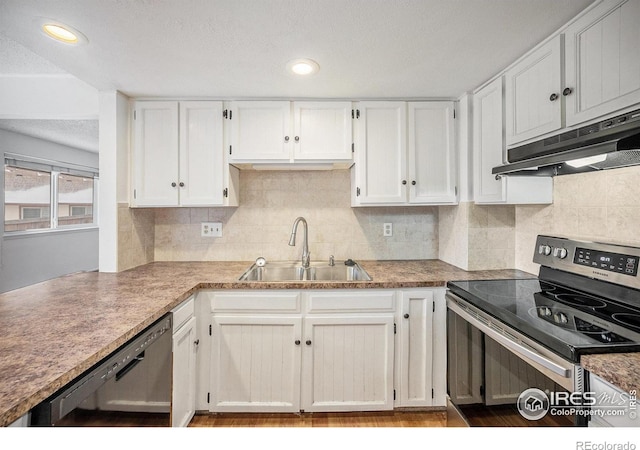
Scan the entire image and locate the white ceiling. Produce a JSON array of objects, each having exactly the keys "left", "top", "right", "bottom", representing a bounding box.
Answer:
[{"left": 0, "top": 0, "right": 594, "bottom": 99}]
